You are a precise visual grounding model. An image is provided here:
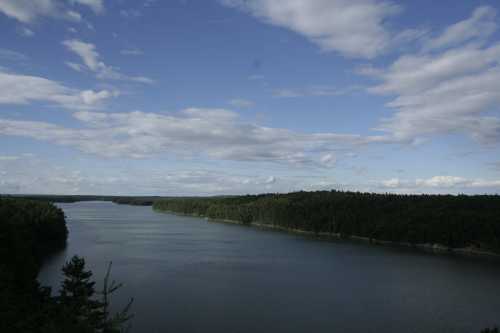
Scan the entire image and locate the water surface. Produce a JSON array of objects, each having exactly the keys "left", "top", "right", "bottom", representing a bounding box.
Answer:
[{"left": 38, "top": 201, "right": 500, "bottom": 333}]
